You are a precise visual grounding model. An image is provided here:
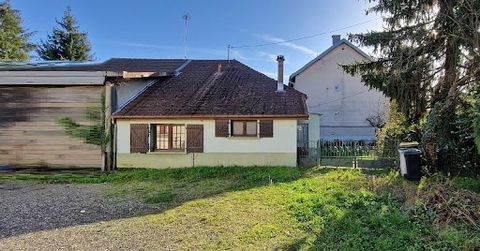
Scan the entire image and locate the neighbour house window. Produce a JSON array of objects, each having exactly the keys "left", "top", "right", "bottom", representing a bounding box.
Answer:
[
  {"left": 231, "top": 121, "right": 257, "bottom": 137},
  {"left": 155, "top": 125, "right": 186, "bottom": 151}
]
